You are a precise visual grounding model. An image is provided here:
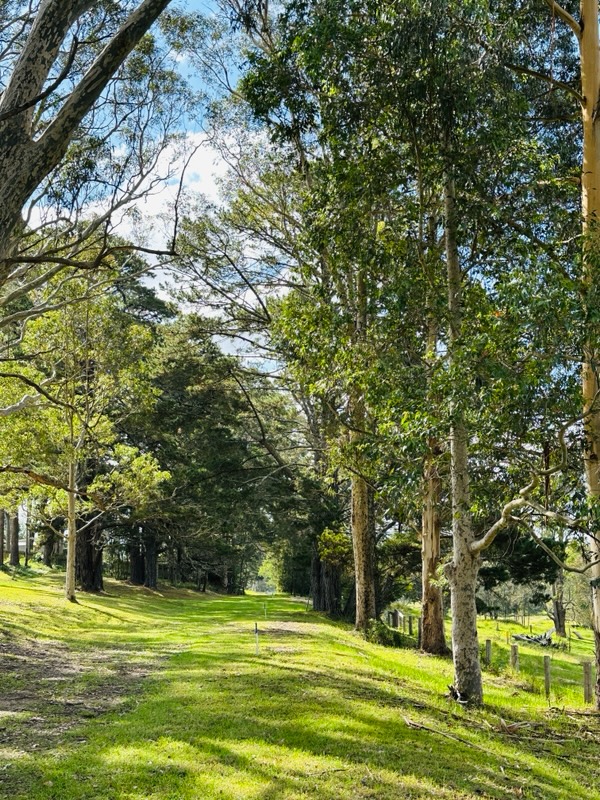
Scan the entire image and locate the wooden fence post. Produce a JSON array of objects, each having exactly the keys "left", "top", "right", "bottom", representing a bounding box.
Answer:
[
  {"left": 583, "top": 662, "right": 593, "bottom": 704},
  {"left": 485, "top": 639, "right": 492, "bottom": 666},
  {"left": 544, "top": 656, "right": 551, "bottom": 699},
  {"left": 408, "top": 615, "right": 413, "bottom": 636},
  {"left": 392, "top": 610, "right": 400, "bottom": 629},
  {"left": 510, "top": 644, "right": 519, "bottom": 672}
]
